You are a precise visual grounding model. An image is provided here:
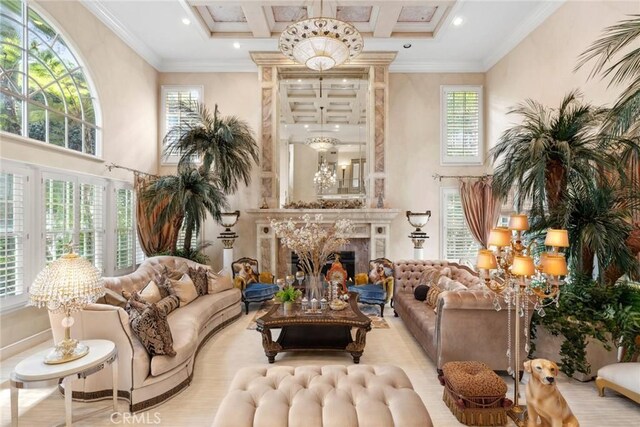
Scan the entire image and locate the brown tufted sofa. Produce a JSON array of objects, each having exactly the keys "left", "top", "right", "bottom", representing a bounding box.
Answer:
[
  {"left": 393, "top": 260, "right": 531, "bottom": 372},
  {"left": 49, "top": 256, "right": 242, "bottom": 412}
]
